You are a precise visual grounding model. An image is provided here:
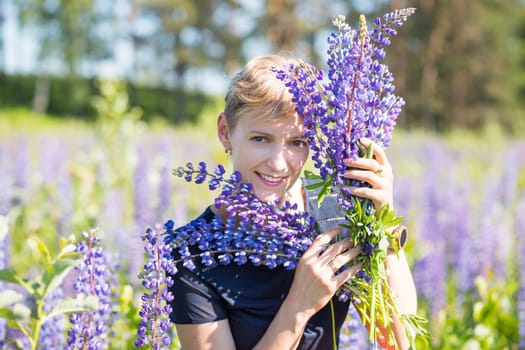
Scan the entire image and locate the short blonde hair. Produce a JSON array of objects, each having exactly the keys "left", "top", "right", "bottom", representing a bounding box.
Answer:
[{"left": 224, "top": 54, "right": 297, "bottom": 130}]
